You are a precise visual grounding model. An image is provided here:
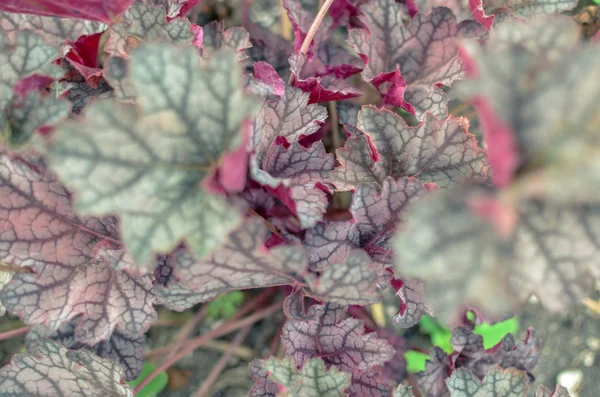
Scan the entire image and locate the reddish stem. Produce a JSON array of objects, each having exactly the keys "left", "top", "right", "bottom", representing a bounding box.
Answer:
[
  {"left": 192, "top": 325, "right": 252, "bottom": 397},
  {"left": 0, "top": 326, "right": 30, "bottom": 342},
  {"left": 165, "top": 305, "right": 208, "bottom": 361},
  {"left": 134, "top": 301, "right": 282, "bottom": 394}
]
